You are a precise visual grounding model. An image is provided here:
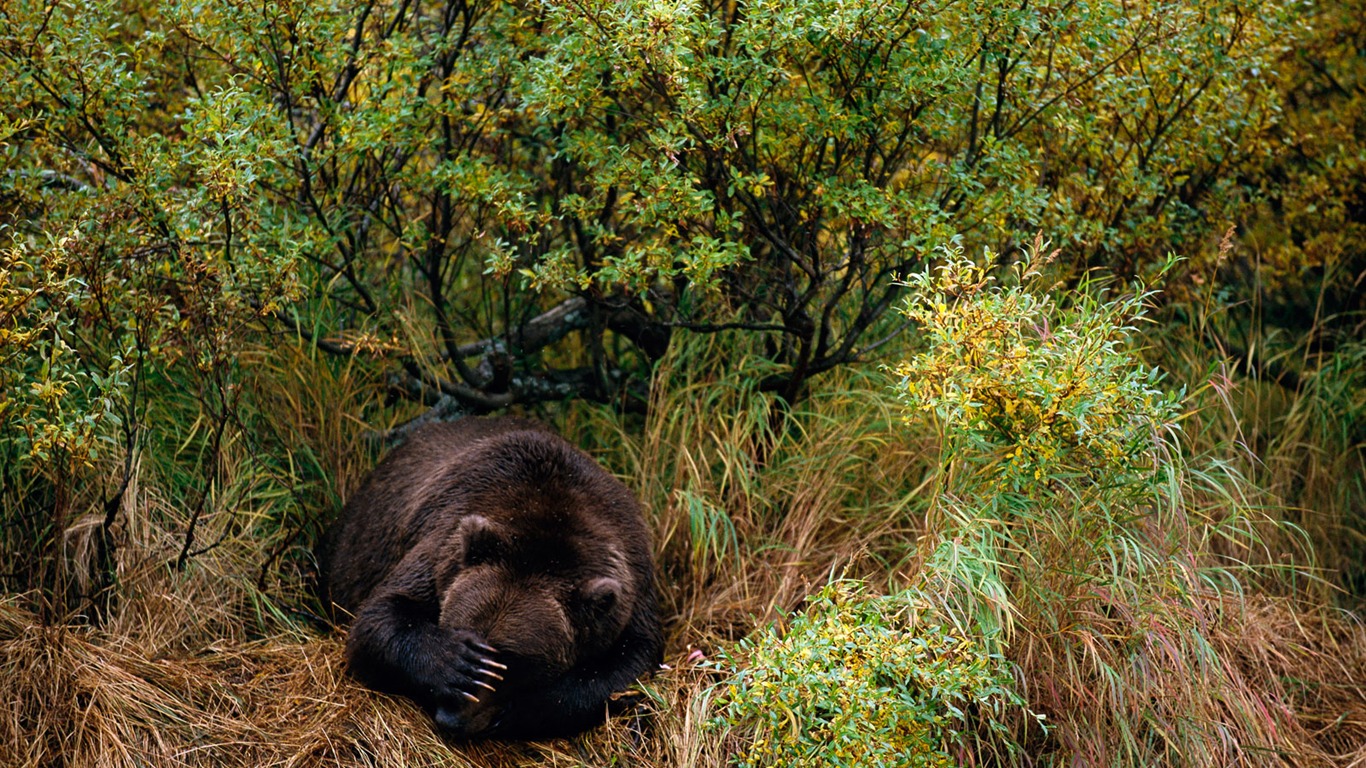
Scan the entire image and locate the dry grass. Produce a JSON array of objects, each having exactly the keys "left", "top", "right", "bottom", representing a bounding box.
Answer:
[
  {"left": 5, "top": 592, "right": 1363, "bottom": 767},
  {"left": 1222, "top": 597, "right": 1366, "bottom": 766},
  {"left": 570, "top": 334, "right": 932, "bottom": 637},
  {"left": 0, "top": 593, "right": 652, "bottom": 768}
]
